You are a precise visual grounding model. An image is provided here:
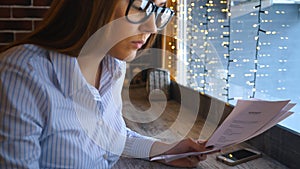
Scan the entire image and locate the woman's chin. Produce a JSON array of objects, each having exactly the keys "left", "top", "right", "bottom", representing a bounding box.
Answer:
[
  {"left": 108, "top": 50, "right": 137, "bottom": 62},
  {"left": 123, "top": 53, "right": 137, "bottom": 62}
]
